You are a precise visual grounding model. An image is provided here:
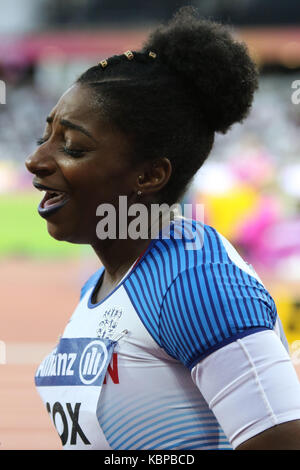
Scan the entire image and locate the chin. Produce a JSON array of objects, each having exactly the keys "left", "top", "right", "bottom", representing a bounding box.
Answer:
[
  {"left": 46, "top": 221, "right": 75, "bottom": 243},
  {"left": 46, "top": 221, "right": 90, "bottom": 245}
]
